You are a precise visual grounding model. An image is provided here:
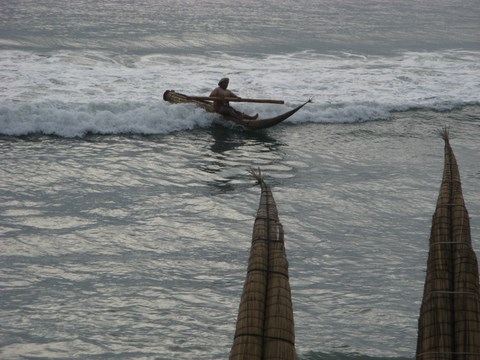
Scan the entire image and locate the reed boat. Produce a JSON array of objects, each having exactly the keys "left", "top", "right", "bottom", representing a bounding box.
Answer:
[
  {"left": 229, "top": 169, "right": 296, "bottom": 359},
  {"left": 416, "top": 129, "right": 480, "bottom": 359},
  {"left": 163, "top": 90, "right": 310, "bottom": 130}
]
